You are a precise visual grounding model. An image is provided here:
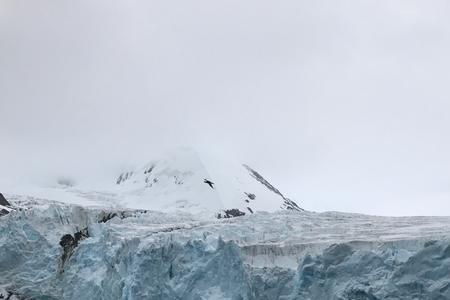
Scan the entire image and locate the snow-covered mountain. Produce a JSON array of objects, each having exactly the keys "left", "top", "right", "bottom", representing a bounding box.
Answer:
[
  {"left": 0, "top": 148, "right": 301, "bottom": 217},
  {"left": 112, "top": 148, "right": 301, "bottom": 217}
]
